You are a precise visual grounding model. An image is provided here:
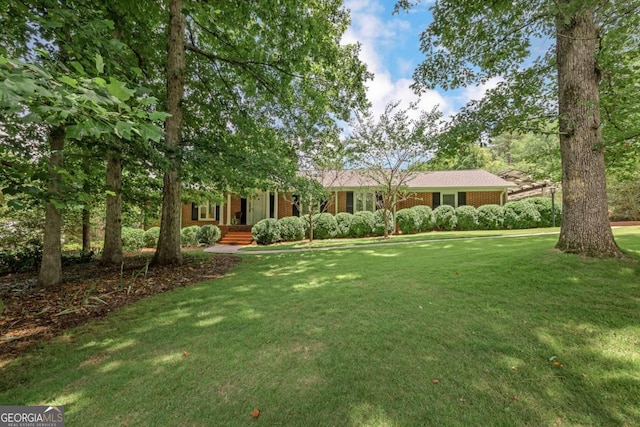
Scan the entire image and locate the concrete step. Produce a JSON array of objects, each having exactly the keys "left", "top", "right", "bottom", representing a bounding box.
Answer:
[{"left": 219, "top": 232, "right": 253, "bottom": 246}]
